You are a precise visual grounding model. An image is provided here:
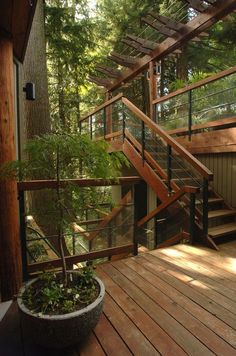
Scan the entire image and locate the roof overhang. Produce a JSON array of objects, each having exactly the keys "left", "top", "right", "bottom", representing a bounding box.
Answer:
[{"left": 0, "top": 0, "right": 37, "bottom": 62}]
